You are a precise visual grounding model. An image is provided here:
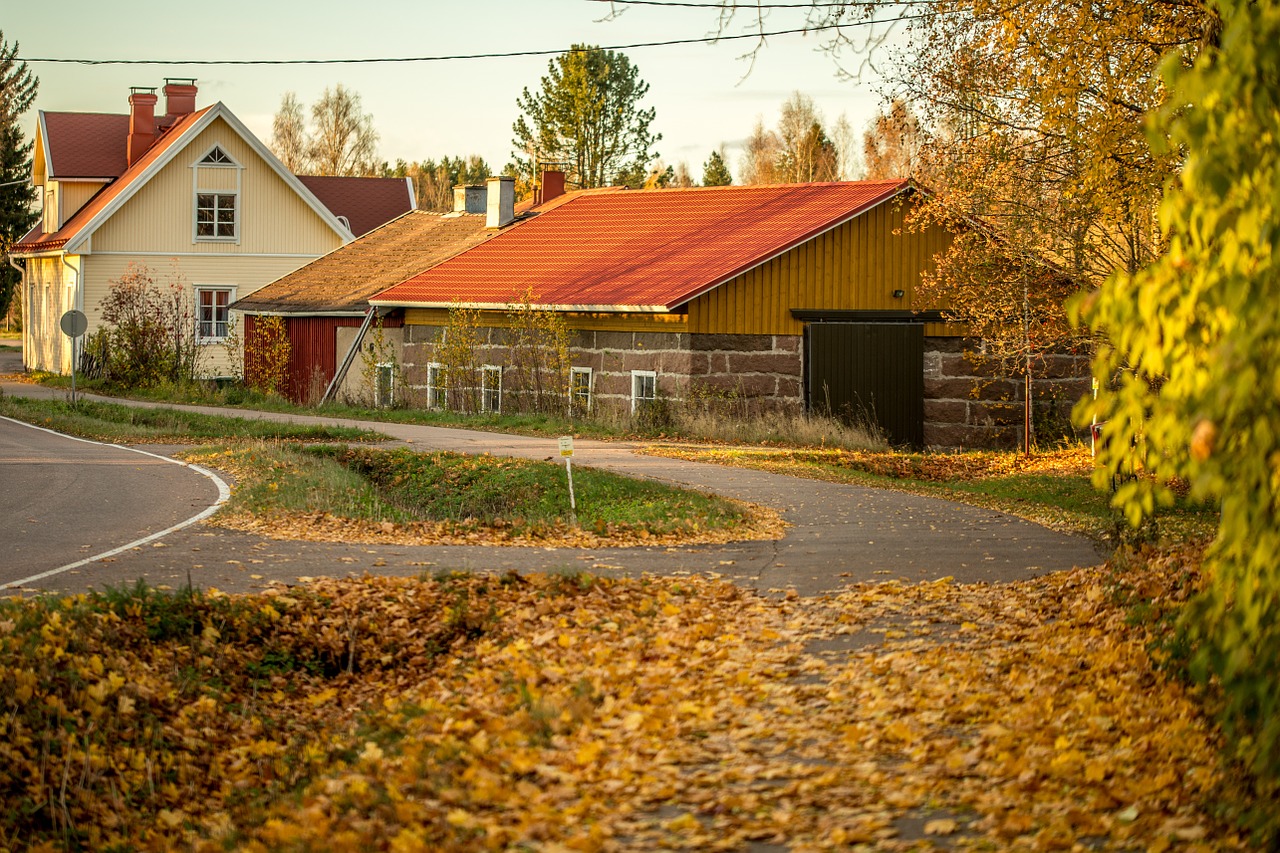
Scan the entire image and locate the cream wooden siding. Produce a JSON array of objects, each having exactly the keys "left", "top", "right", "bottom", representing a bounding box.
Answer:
[
  {"left": 687, "top": 198, "right": 954, "bottom": 336},
  {"left": 90, "top": 116, "right": 342, "bottom": 256},
  {"left": 23, "top": 256, "right": 77, "bottom": 373},
  {"left": 59, "top": 180, "right": 108, "bottom": 226},
  {"left": 81, "top": 254, "right": 320, "bottom": 376}
]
